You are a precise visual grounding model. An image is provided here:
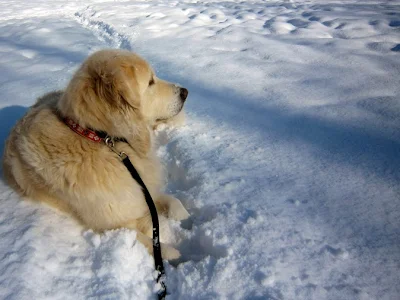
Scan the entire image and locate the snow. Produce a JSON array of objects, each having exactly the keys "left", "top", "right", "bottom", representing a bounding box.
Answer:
[{"left": 0, "top": 0, "right": 399, "bottom": 299}]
